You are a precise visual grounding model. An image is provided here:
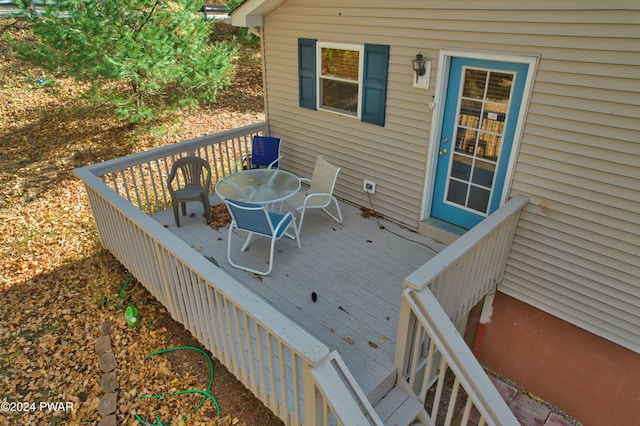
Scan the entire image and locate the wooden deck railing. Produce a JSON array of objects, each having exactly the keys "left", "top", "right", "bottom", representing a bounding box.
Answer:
[
  {"left": 74, "top": 123, "right": 382, "bottom": 426},
  {"left": 395, "top": 195, "right": 528, "bottom": 425},
  {"left": 76, "top": 121, "right": 529, "bottom": 425}
]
